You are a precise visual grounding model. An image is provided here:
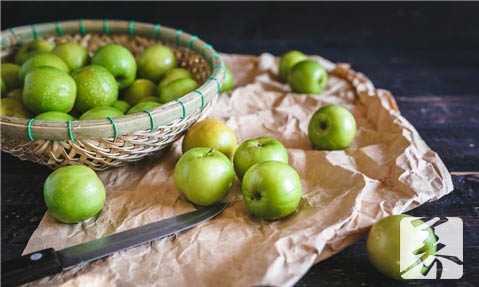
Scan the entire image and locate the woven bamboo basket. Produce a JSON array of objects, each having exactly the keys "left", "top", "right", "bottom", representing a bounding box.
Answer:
[{"left": 0, "top": 19, "right": 225, "bottom": 170}]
